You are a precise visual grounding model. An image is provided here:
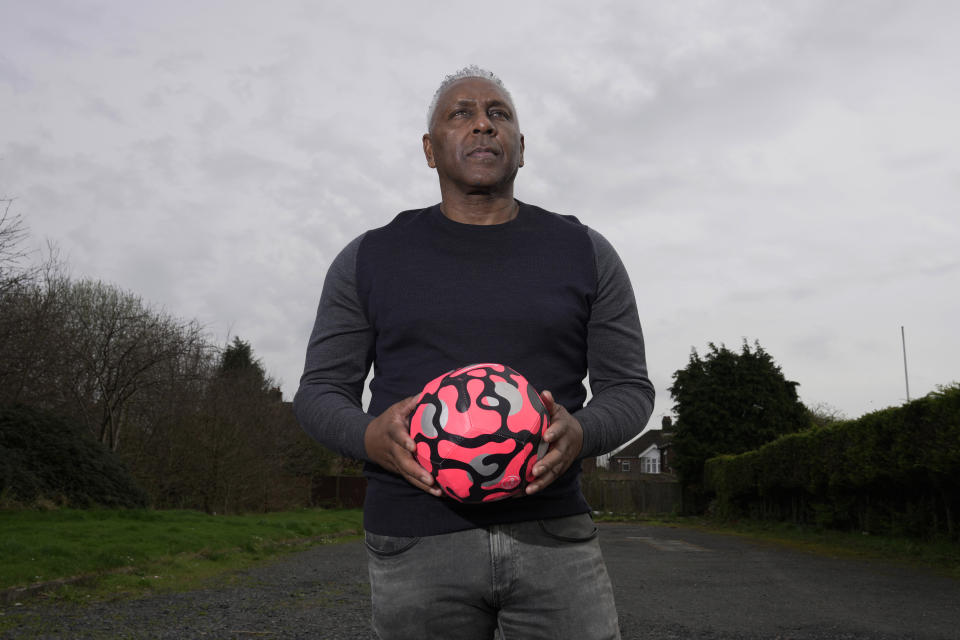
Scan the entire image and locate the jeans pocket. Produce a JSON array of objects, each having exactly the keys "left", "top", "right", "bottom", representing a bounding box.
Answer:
[
  {"left": 538, "top": 512, "right": 599, "bottom": 543},
  {"left": 365, "top": 531, "right": 421, "bottom": 557}
]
